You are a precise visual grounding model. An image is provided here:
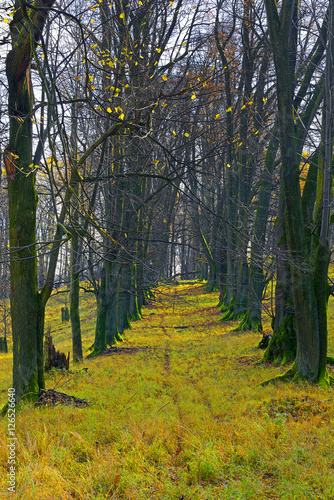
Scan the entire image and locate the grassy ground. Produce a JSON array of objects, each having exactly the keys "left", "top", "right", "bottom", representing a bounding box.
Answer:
[{"left": 1, "top": 282, "right": 334, "bottom": 499}]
